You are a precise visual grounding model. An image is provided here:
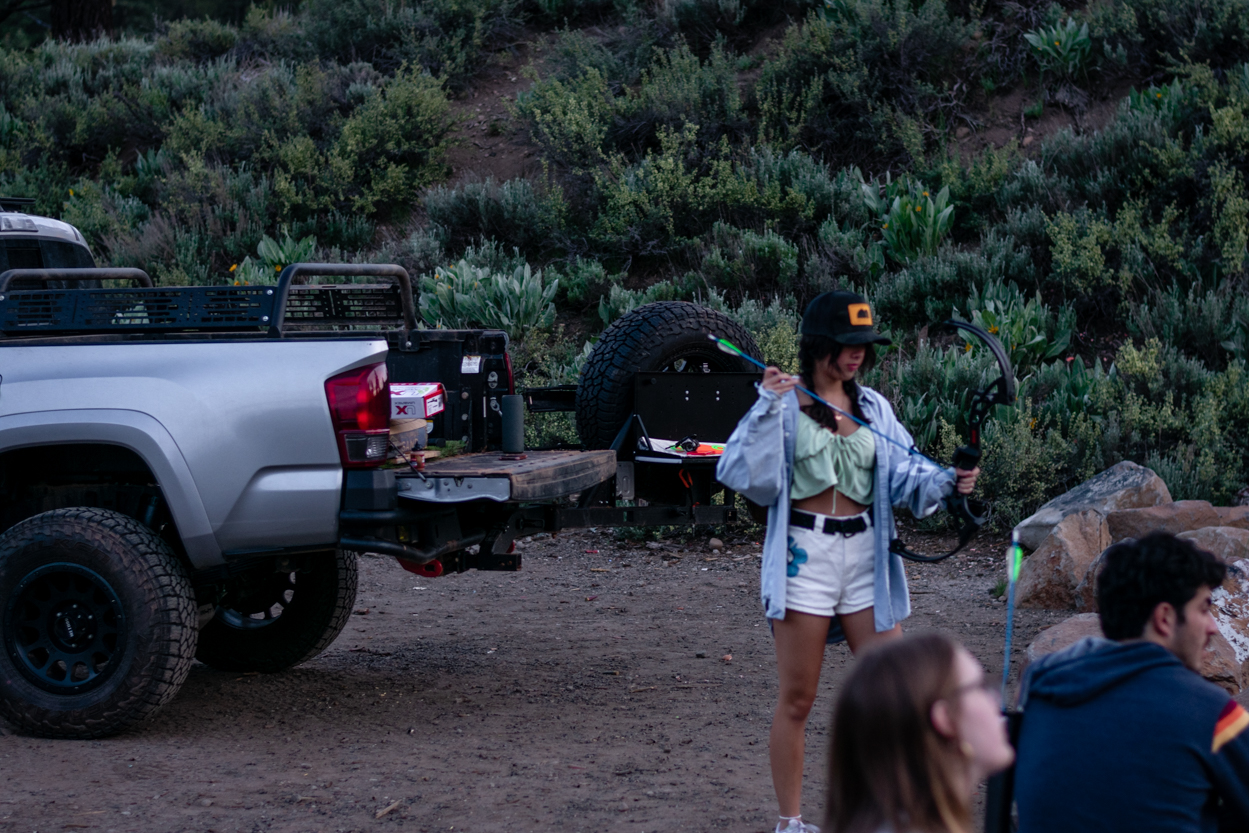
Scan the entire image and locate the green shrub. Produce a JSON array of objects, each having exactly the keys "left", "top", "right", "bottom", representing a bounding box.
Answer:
[
  {"left": 424, "top": 177, "right": 568, "bottom": 256},
  {"left": 597, "top": 277, "right": 700, "bottom": 326},
  {"left": 955, "top": 279, "right": 1074, "bottom": 375},
  {"left": 419, "top": 259, "right": 558, "bottom": 339},
  {"left": 546, "top": 257, "right": 620, "bottom": 305},
  {"left": 1091, "top": 0, "right": 1249, "bottom": 73},
  {"left": 298, "top": 0, "right": 519, "bottom": 86},
  {"left": 516, "top": 41, "right": 746, "bottom": 171},
  {"left": 697, "top": 222, "right": 799, "bottom": 296},
  {"left": 333, "top": 66, "right": 454, "bottom": 216},
  {"left": 756, "top": 1, "right": 974, "bottom": 167},
  {"left": 861, "top": 173, "right": 954, "bottom": 264},
  {"left": 1129, "top": 284, "right": 1249, "bottom": 369},
  {"left": 155, "top": 18, "right": 239, "bottom": 62},
  {"left": 1024, "top": 17, "right": 1091, "bottom": 81}
]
